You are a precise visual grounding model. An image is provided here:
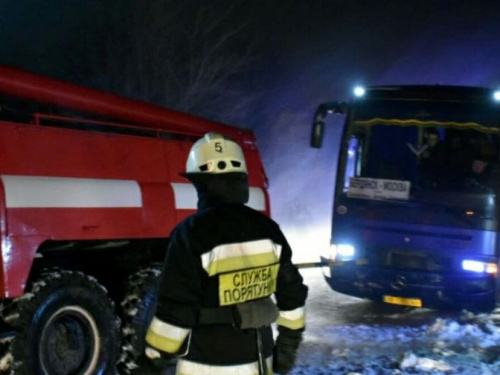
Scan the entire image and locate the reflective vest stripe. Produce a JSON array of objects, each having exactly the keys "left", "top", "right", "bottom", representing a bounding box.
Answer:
[
  {"left": 201, "top": 239, "right": 282, "bottom": 276},
  {"left": 145, "top": 317, "right": 191, "bottom": 354},
  {"left": 176, "top": 356, "right": 273, "bottom": 375},
  {"left": 277, "top": 307, "right": 305, "bottom": 330}
]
